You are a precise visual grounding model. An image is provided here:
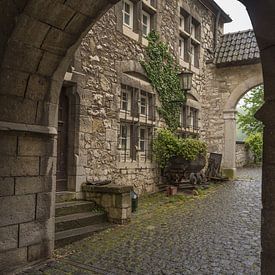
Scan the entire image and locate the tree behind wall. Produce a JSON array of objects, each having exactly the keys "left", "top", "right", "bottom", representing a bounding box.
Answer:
[{"left": 237, "top": 85, "right": 264, "bottom": 163}]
